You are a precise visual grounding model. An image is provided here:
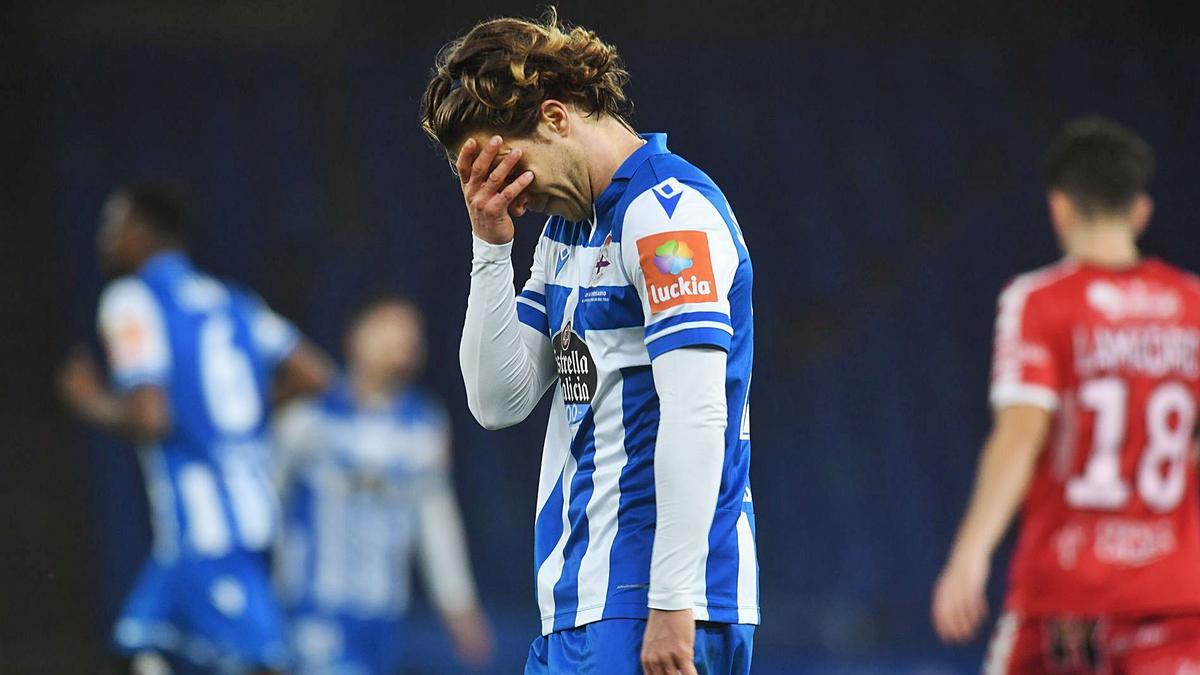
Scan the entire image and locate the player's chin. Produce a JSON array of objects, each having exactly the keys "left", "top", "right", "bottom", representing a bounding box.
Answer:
[
  {"left": 531, "top": 196, "right": 557, "bottom": 217},
  {"left": 544, "top": 200, "right": 588, "bottom": 222}
]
